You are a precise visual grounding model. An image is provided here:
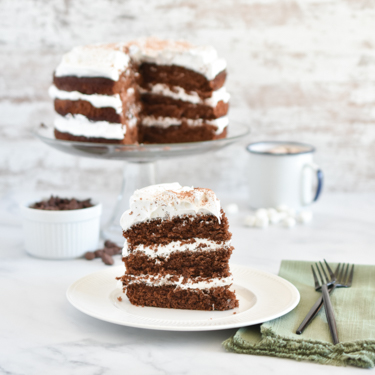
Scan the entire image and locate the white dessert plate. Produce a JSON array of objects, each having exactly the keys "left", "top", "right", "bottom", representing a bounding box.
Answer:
[{"left": 67, "top": 264, "right": 300, "bottom": 331}]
